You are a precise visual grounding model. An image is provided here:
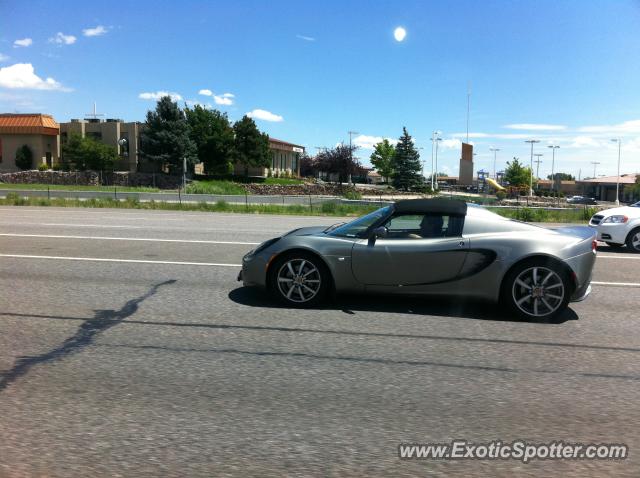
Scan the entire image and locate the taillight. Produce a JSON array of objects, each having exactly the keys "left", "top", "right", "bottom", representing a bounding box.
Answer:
[{"left": 592, "top": 240, "right": 598, "bottom": 253}]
